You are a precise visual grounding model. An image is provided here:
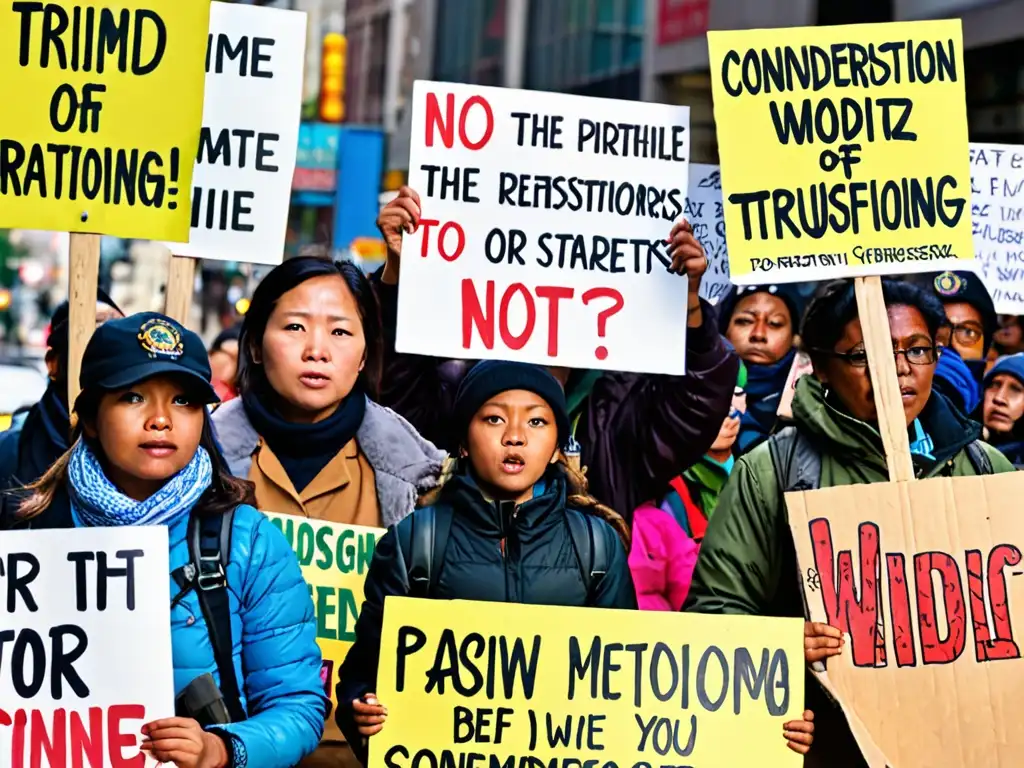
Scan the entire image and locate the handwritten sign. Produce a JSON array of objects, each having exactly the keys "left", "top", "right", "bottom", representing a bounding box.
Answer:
[
  {"left": 0, "top": 1, "right": 210, "bottom": 240},
  {"left": 687, "top": 163, "right": 729, "bottom": 304},
  {"left": 395, "top": 80, "right": 692, "bottom": 376},
  {"left": 165, "top": 3, "right": 306, "bottom": 265},
  {"left": 374, "top": 598, "right": 804, "bottom": 768},
  {"left": 0, "top": 526, "right": 174, "bottom": 768},
  {"left": 265, "top": 512, "right": 383, "bottom": 740},
  {"left": 708, "top": 20, "right": 973, "bottom": 284},
  {"left": 970, "top": 142, "right": 1024, "bottom": 314}
]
